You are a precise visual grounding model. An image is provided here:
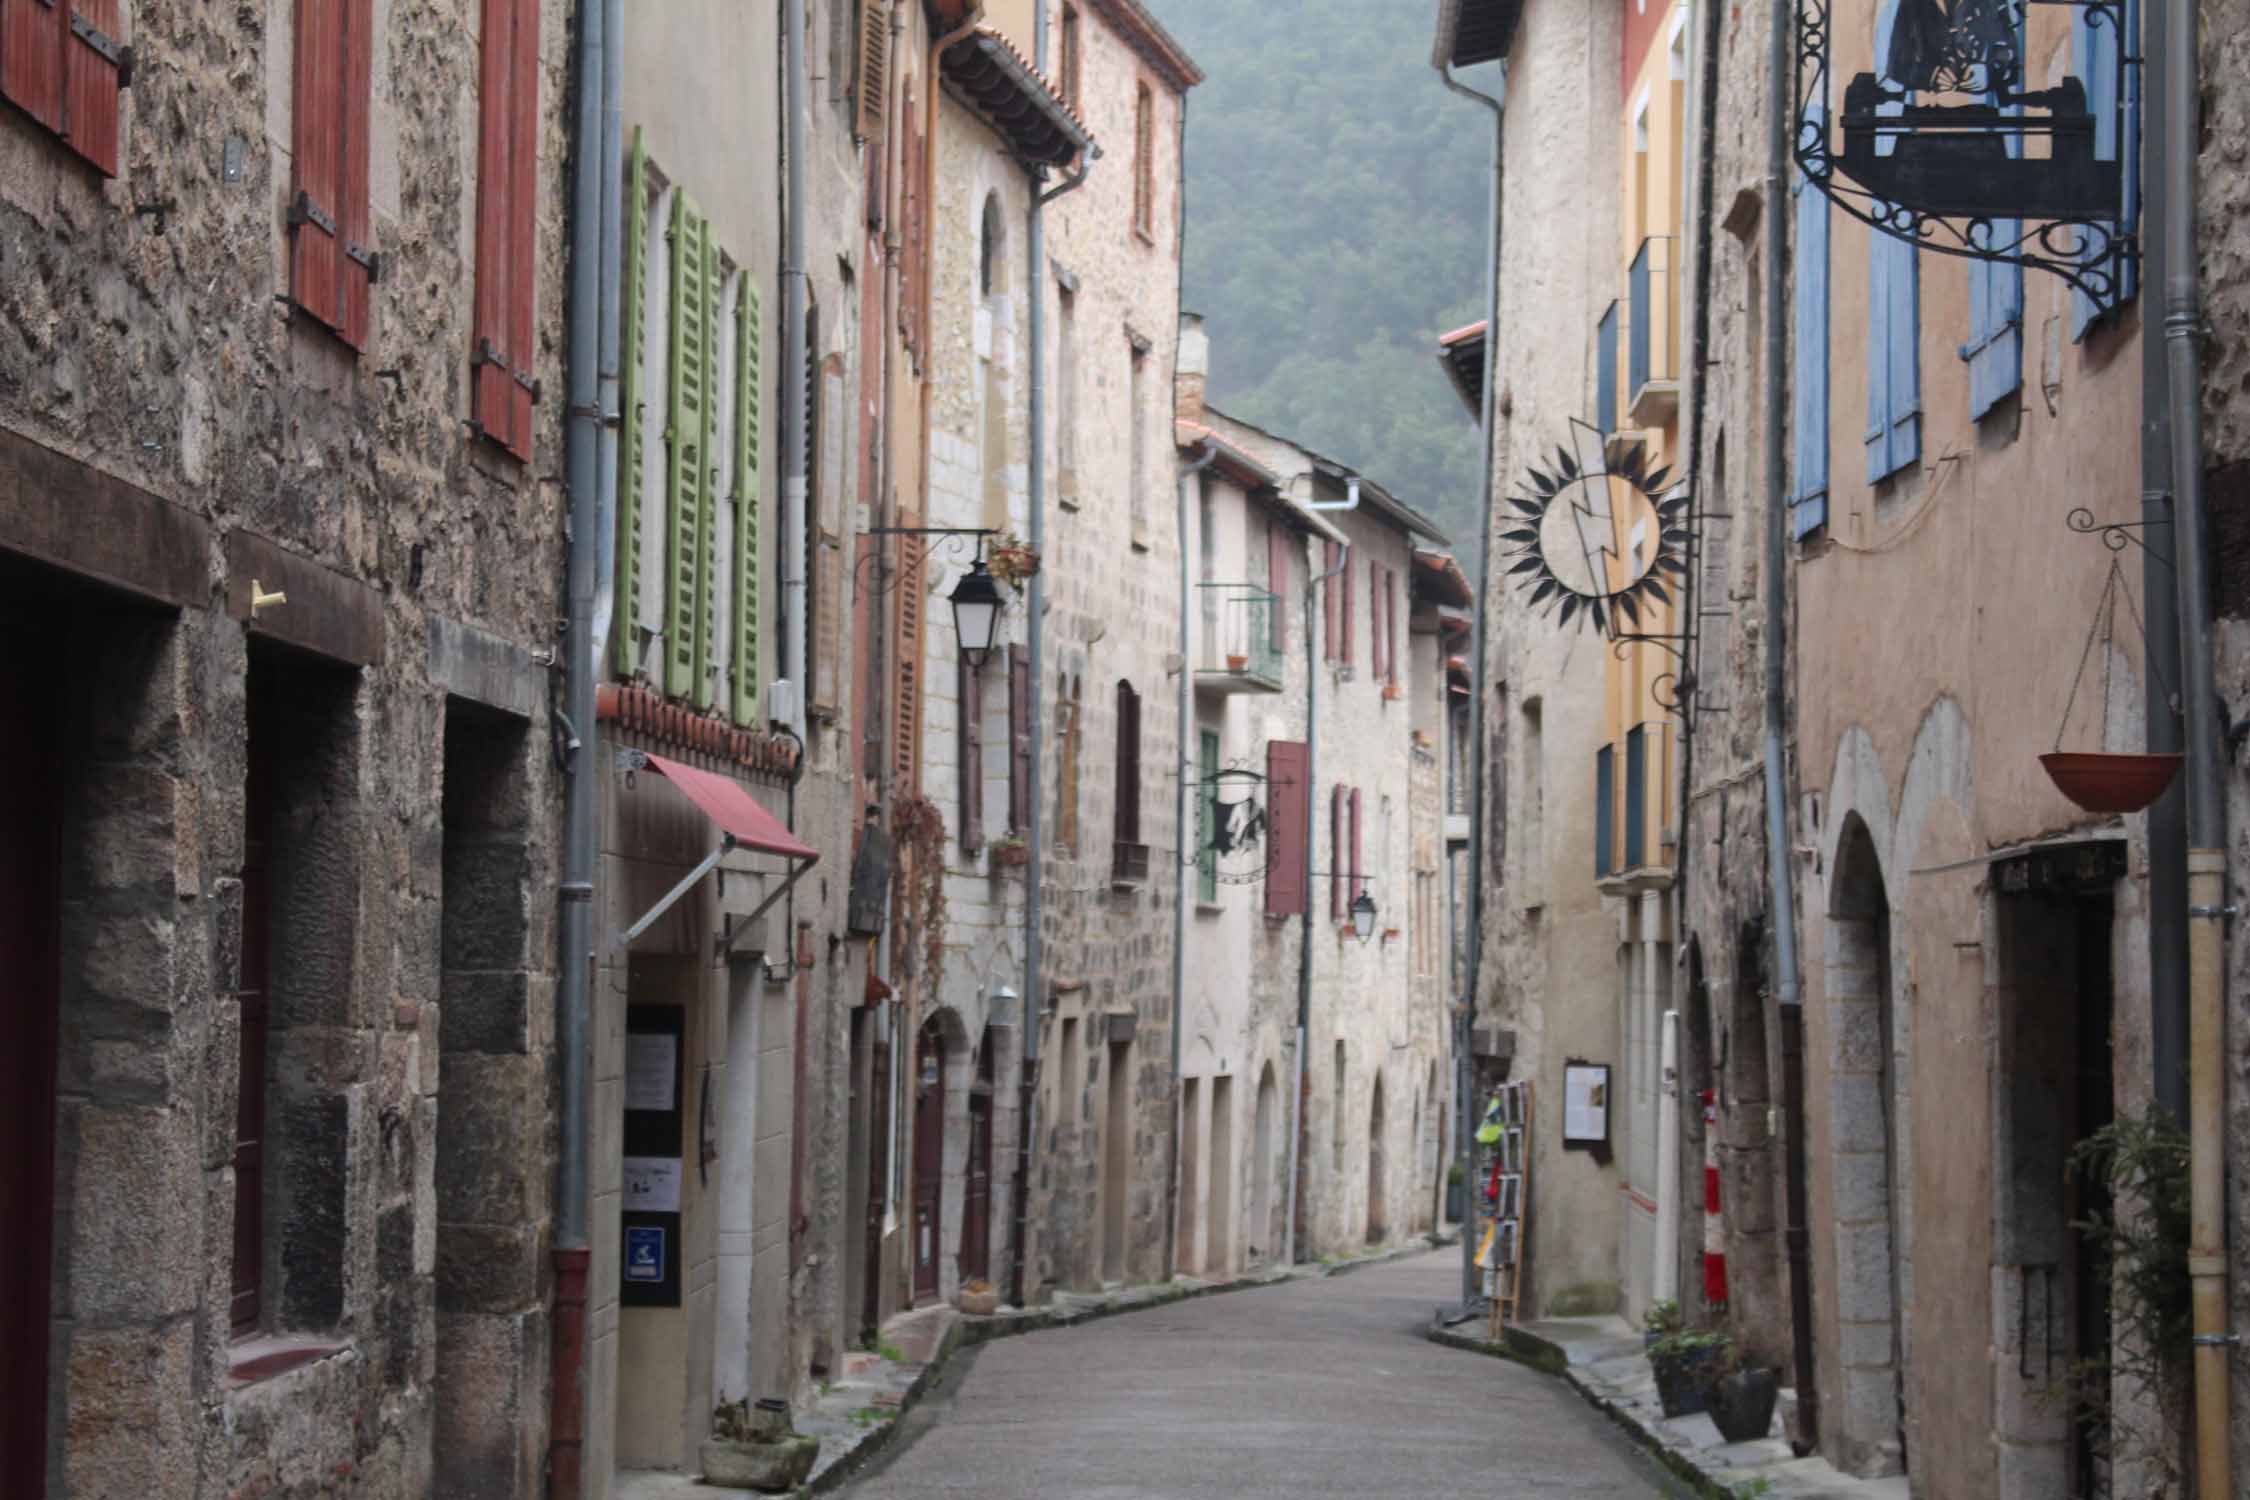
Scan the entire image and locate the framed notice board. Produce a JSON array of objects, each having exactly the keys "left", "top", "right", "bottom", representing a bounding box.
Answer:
[{"left": 621, "top": 1004, "right": 685, "bottom": 1307}]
